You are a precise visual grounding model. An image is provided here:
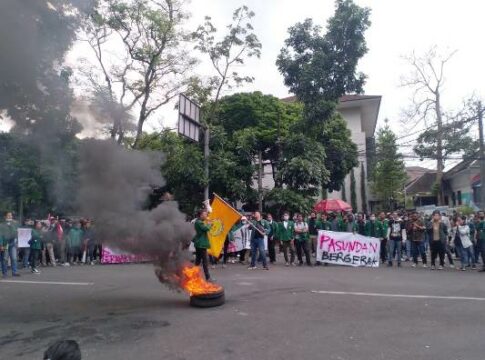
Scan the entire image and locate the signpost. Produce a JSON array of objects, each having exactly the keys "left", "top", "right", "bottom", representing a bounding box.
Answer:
[{"left": 177, "top": 94, "right": 209, "bottom": 200}]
